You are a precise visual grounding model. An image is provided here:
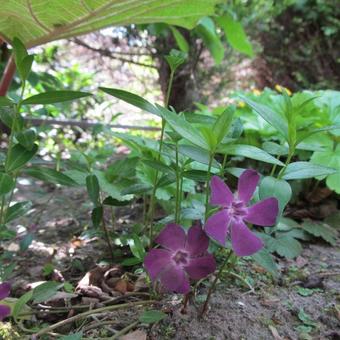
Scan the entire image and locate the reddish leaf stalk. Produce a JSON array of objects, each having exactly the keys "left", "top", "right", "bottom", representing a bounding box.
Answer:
[{"left": 0, "top": 56, "right": 16, "bottom": 96}]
